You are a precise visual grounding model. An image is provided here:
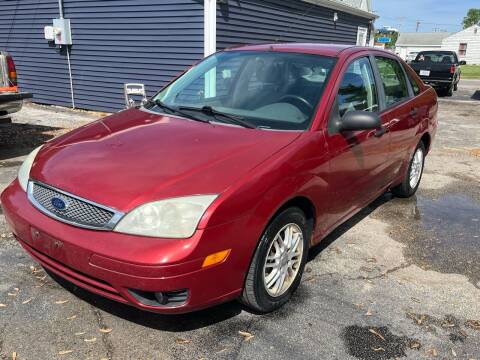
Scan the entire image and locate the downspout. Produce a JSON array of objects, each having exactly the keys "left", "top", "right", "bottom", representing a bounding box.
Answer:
[
  {"left": 204, "top": 0, "right": 217, "bottom": 98},
  {"left": 204, "top": 0, "right": 217, "bottom": 56},
  {"left": 58, "top": 0, "right": 75, "bottom": 109}
]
